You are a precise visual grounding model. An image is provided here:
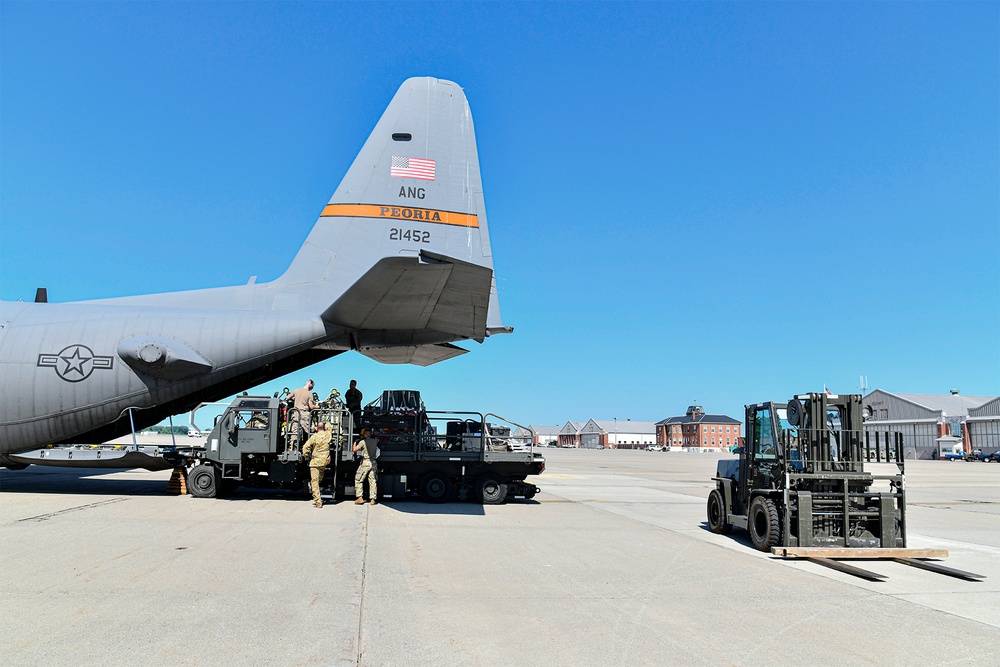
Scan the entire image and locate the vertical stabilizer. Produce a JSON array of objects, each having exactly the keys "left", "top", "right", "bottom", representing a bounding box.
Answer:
[{"left": 276, "top": 77, "right": 504, "bottom": 343}]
